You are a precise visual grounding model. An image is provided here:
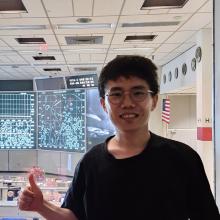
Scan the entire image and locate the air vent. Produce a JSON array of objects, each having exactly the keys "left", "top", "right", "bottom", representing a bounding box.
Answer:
[
  {"left": 74, "top": 67, "right": 97, "bottom": 72},
  {"left": 124, "top": 35, "right": 157, "bottom": 42},
  {"left": 65, "top": 36, "right": 103, "bottom": 45},
  {"left": 141, "top": 0, "right": 189, "bottom": 9},
  {"left": 33, "top": 56, "right": 55, "bottom": 61},
  {"left": 43, "top": 68, "right": 61, "bottom": 72},
  {"left": 0, "top": 0, "right": 27, "bottom": 13},
  {"left": 121, "top": 21, "right": 180, "bottom": 28},
  {"left": 16, "top": 38, "right": 46, "bottom": 44}
]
